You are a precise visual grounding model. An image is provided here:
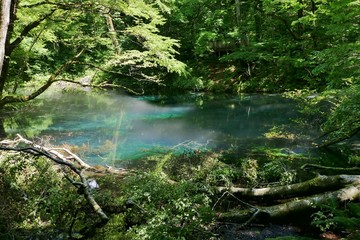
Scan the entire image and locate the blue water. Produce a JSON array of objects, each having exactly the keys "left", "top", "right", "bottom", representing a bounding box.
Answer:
[{"left": 3, "top": 90, "right": 301, "bottom": 166}]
